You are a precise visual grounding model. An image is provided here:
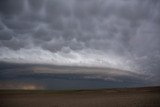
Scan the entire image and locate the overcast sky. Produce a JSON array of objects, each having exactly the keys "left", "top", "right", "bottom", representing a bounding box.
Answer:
[{"left": 0, "top": 0, "right": 160, "bottom": 89}]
